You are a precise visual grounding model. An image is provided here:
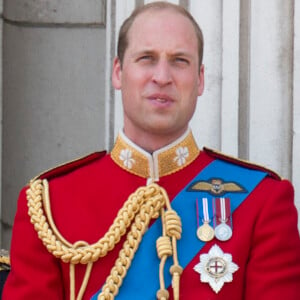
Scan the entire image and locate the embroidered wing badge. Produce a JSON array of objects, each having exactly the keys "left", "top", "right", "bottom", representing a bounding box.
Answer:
[{"left": 187, "top": 178, "right": 247, "bottom": 196}]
